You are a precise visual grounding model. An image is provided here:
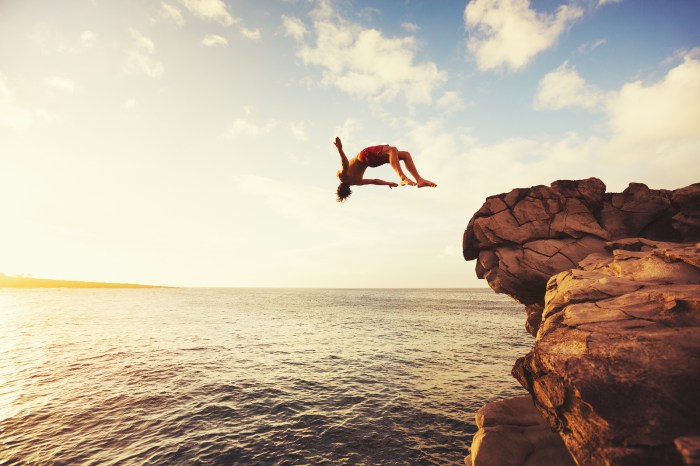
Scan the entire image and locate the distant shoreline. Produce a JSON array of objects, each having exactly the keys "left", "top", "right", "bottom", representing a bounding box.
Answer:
[{"left": 0, "top": 274, "right": 166, "bottom": 289}]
